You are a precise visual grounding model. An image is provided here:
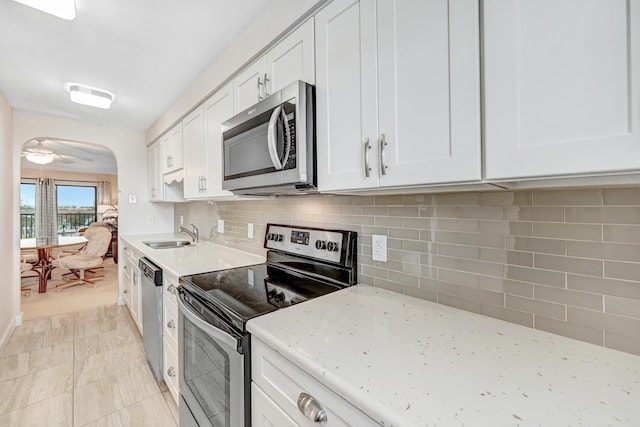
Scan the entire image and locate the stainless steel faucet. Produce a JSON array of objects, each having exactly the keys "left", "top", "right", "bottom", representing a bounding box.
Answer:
[{"left": 177, "top": 223, "right": 199, "bottom": 243}]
